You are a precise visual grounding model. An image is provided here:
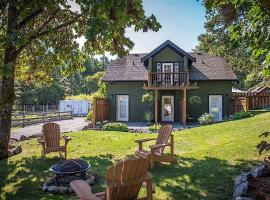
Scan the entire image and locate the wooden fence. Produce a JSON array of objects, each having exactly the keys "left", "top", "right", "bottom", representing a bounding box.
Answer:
[
  {"left": 231, "top": 92, "right": 270, "bottom": 113},
  {"left": 92, "top": 97, "right": 109, "bottom": 126},
  {"left": 11, "top": 111, "right": 73, "bottom": 127}
]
